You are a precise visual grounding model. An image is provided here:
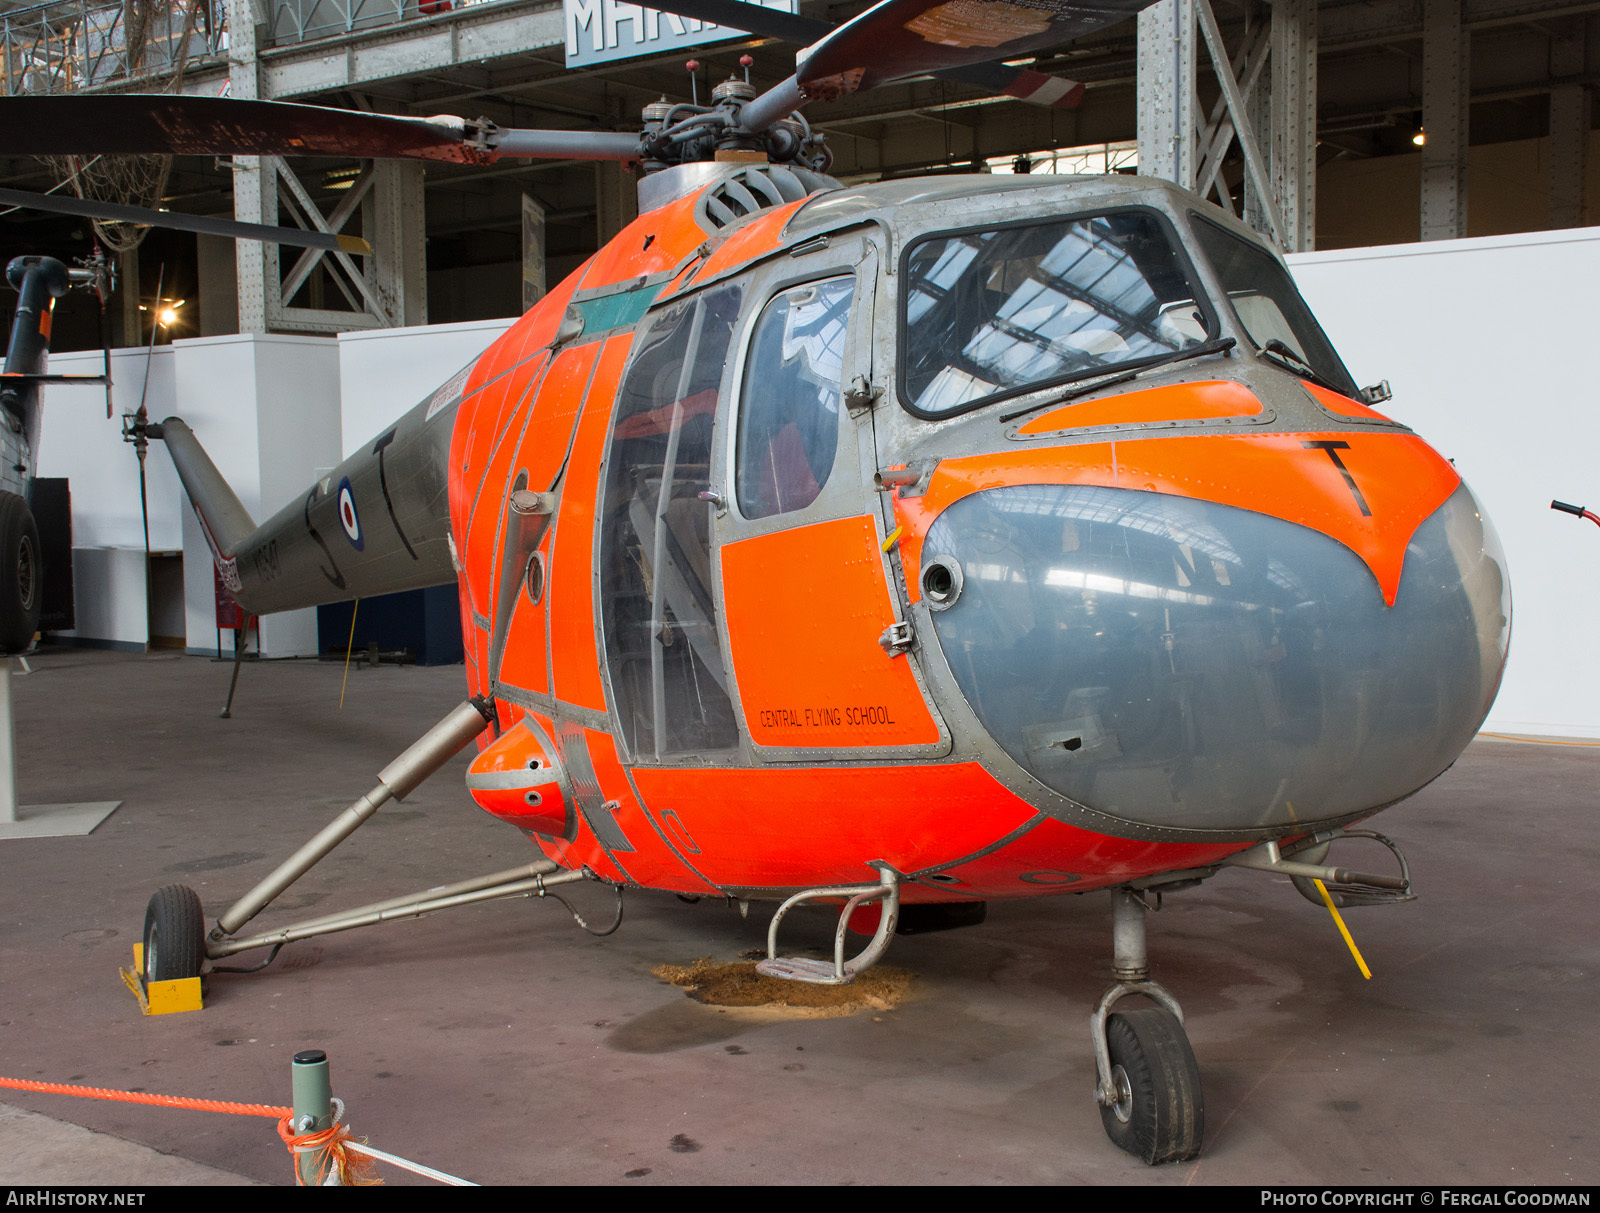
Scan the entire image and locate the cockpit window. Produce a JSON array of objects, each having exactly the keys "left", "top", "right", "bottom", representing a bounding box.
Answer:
[
  {"left": 1189, "top": 215, "right": 1359, "bottom": 398},
  {"left": 736, "top": 276, "right": 853, "bottom": 519},
  {"left": 900, "top": 210, "right": 1214, "bottom": 417}
]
